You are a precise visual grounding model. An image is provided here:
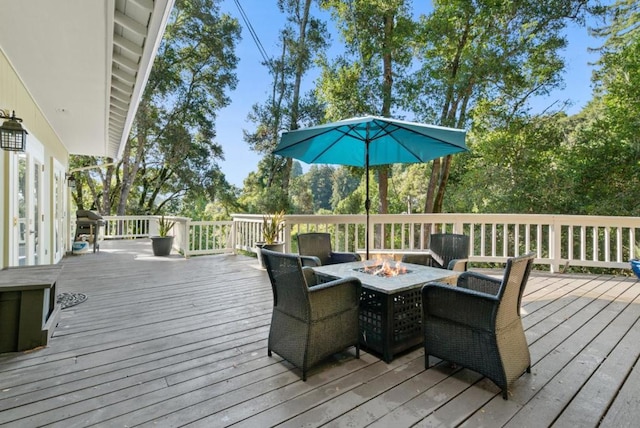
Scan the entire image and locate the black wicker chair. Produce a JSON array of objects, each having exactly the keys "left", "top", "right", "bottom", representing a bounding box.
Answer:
[
  {"left": 261, "top": 249, "right": 362, "bottom": 381},
  {"left": 401, "top": 233, "right": 470, "bottom": 271},
  {"left": 297, "top": 232, "right": 361, "bottom": 267},
  {"left": 422, "top": 252, "right": 535, "bottom": 399}
]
